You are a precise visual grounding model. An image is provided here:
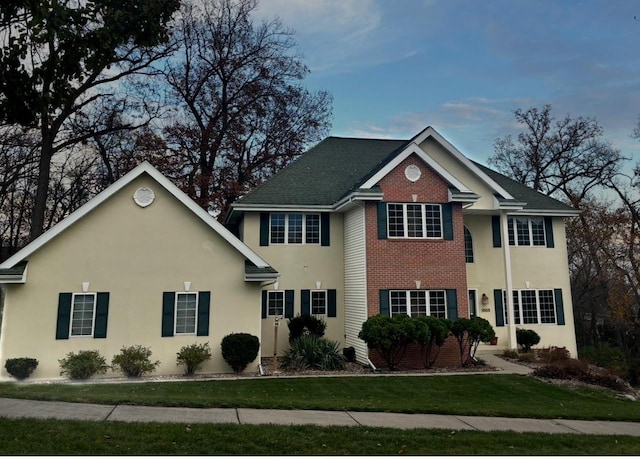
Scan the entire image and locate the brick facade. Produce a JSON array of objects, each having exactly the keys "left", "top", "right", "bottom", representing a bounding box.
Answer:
[{"left": 365, "top": 154, "right": 470, "bottom": 368}]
